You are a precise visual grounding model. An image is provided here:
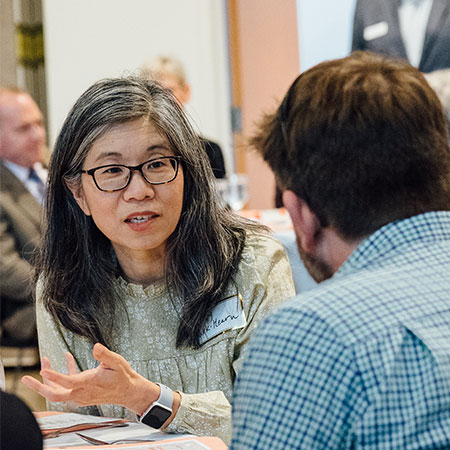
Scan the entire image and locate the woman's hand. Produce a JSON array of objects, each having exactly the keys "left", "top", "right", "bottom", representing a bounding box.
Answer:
[
  {"left": 21, "top": 343, "right": 160, "bottom": 414},
  {"left": 22, "top": 352, "right": 78, "bottom": 403}
]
